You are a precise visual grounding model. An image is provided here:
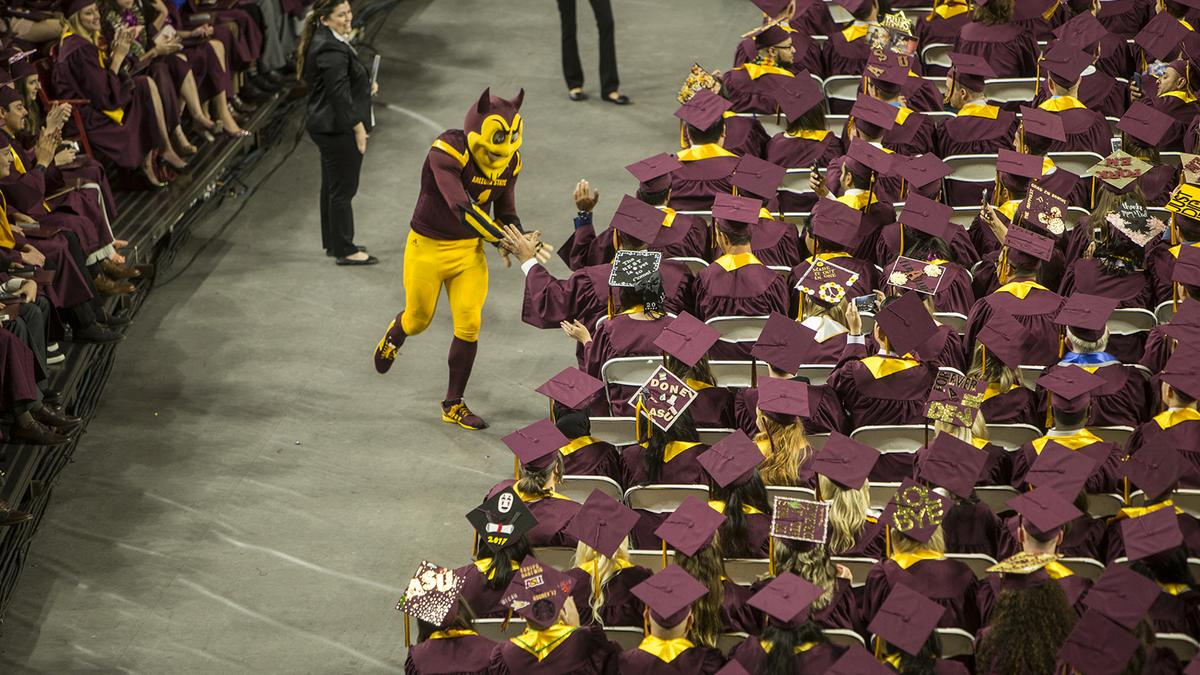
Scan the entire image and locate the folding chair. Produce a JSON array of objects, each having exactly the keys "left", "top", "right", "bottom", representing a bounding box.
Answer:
[
  {"left": 531, "top": 546, "right": 576, "bottom": 570},
  {"left": 698, "top": 428, "right": 736, "bottom": 445},
  {"left": 936, "top": 628, "right": 976, "bottom": 659},
  {"left": 920, "top": 42, "right": 953, "bottom": 71},
  {"left": 474, "top": 618, "right": 514, "bottom": 642},
  {"left": 831, "top": 556, "right": 880, "bottom": 587},
  {"left": 600, "top": 356, "right": 662, "bottom": 410},
  {"left": 781, "top": 167, "right": 816, "bottom": 197},
  {"left": 826, "top": 114, "right": 849, "bottom": 137},
  {"left": 823, "top": 75, "right": 863, "bottom": 113},
  {"left": 950, "top": 206, "right": 979, "bottom": 230},
  {"left": 1172, "top": 489, "right": 1200, "bottom": 518},
  {"left": 559, "top": 475, "right": 623, "bottom": 503},
  {"left": 985, "top": 424, "right": 1042, "bottom": 451},
  {"left": 709, "top": 360, "right": 769, "bottom": 388},
  {"left": 34, "top": 55, "right": 95, "bottom": 160},
  {"left": 629, "top": 549, "right": 673, "bottom": 570},
  {"left": 1155, "top": 300, "right": 1176, "bottom": 325},
  {"left": 943, "top": 154, "right": 1001, "bottom": 206},
  {"left": 1057, "top": 557, "right": 1106, "bottom": 582},
  {"left": 1190, "top": 558, "right": 1200, "bottom": 581},
  {"left": 588, "top": 417, "right": 638, "bottom": 448},
  {"left": 1108, "top": 308, "right": 1157, "bottom": 337},
  {"left": 1048, "top": 152, "right": 1106, "bottom": 177},
  {"left": 1160, "top": 152, "right": 1184, "bottom": 167},
  {"left": 795, "top": 364, "right": 837, "bottom": 386},
  {"left": 1091, "top": 426, "right": 1134, "bottom": 446},
  {"left": 706, "top": 316, "right": 771, "bottom": 346},
  {"left": 934, "top": 312, "right": 967, "bottom": 332},
  {"left": 808, "top": 433, "right": 829, "bottom": 450},
  {"left": 718, "top": 632, "right": 749, "bottom": 653},
  {"left": 945, "top": 553, "right": 998, "bottom": 580},
  {"left": 850, "top": 425, "right": 930, "bottom": 452},
  {"left": 669, "top": 257, "right": 709, "bottom": 275},
  {"left": 983, "top": 78, "right": 1039, "bottom": 106},
  {"left": 974, "top": 486, "right": 1019, "bottom": 514},
  {"left": 766, "top": 485, "right": 818, "bottom": 504},
  {"left": 938, "top": 366, "right": 966, "bottom": 378},
  {"left": 1018, "top": 365, "right": 1044, "bottom": 391},
  {"left": 1156, "top": 633, "right": 1200, "bottom": 662},
  {"left": 868, "top": 482, "right": 901, "bottom": 511},
  {"left": 923, "top": 75, "right": 948, "bottom": 96},
  {"left": 724, "top": 558, "right": 770, "bottom": 585},
  {"left": 824, "top": 628, "right": 867, "bottom": 648},
  {"left": 1086, "top": 493, "right": 1127, "bottom": 518},
  {"left": 624, "top": 485, "right": 709, "bottom": 513},
  {"left": 604, "top": 626, "right": 646, "bottom": 650}
]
